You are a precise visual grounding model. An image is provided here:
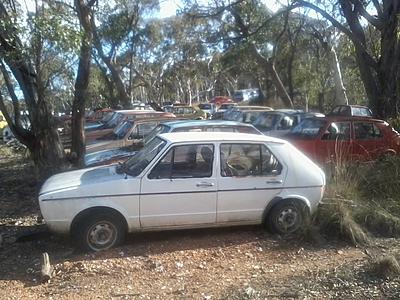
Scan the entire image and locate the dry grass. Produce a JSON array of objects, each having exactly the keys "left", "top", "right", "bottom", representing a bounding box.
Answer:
[
  {"left": 307, "top": 156, "right": 400, "bottom": 245},
  {"left": 368, "top": 255, "right": 400, "bottom": 279}
]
